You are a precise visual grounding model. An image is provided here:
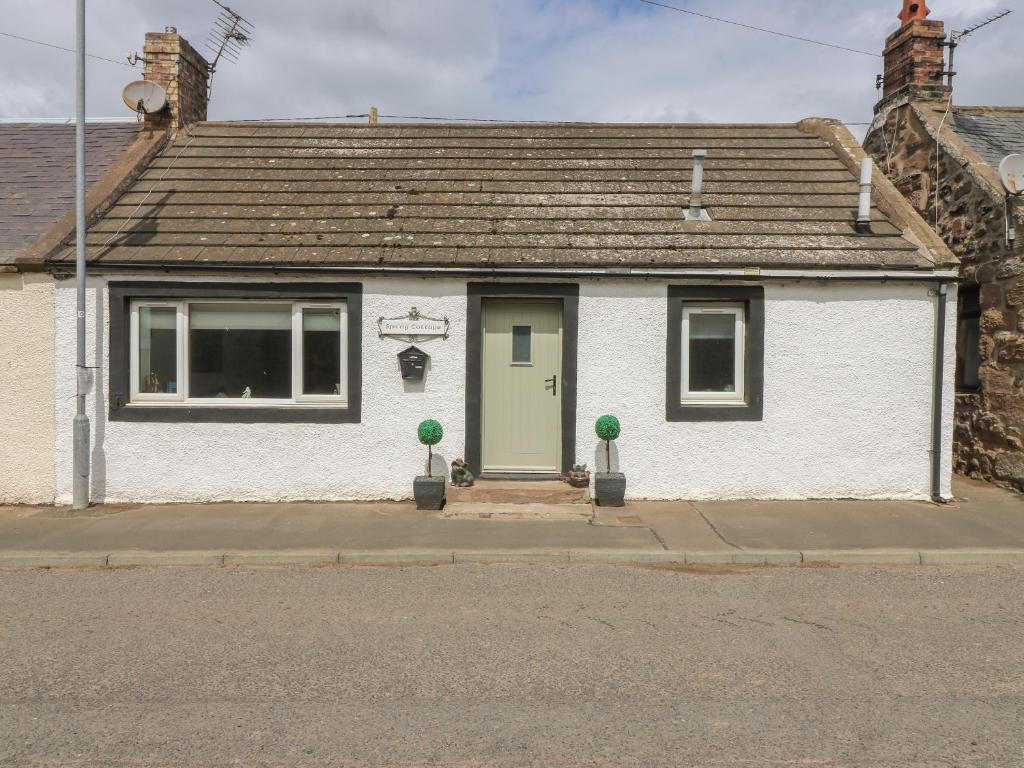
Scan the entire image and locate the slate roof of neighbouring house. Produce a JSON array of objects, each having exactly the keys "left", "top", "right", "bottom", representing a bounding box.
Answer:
[
  {"left": 53, "top": 121, "right": 949, "bottom": 271},
  {"left": 0, "top": 122, "right": 142, "bottom": 265},
  {"left": 950, "top": 107, "right": 1024, "bottom": 171}
]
